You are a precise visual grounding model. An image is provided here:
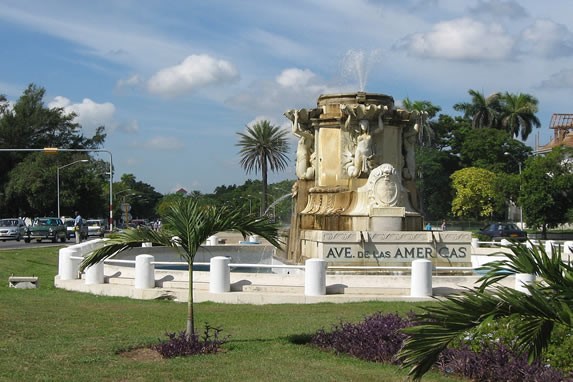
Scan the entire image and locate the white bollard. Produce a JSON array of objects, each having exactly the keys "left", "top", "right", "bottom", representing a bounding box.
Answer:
[
  {"left": 135, "top": 254, "right": 155, "bottom": 289},
  {"left": 564, "top": 241, "right": 573, "bottom": 263},
  {"left": 210, "top": 256, "right": 230, "bottom": 293},
  {"left": 305, "top": 259, "right": 326, "bottom": 296},
  {"left": 249, "top": 234, "right": 259, "bottom": 243},
  {"left": 84, "top": 261, "right": 104, "bottom": 285},
  {"left": 500, "top": 239, "right": 512, "bottom": 246},
  {"left": 142, "top": 242, "right": 152, "bottom": 248},
  {"left": 58, "top": 247, "right": 82, "bottom": 280},
  {"left": 545, "top": 240, "right": 556, "bottom": 257},
  {"left": 206, "top": 235, "right": 218, "bottom": 246},
  {"left": 515, "top": 273, "right": 536, "bottom": 295},
  {"left": 471, "top": 237, "right": 480, "bottom": 248},
  {"left": 411, "top": 259, "right": 433, "bottom": 297}
]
